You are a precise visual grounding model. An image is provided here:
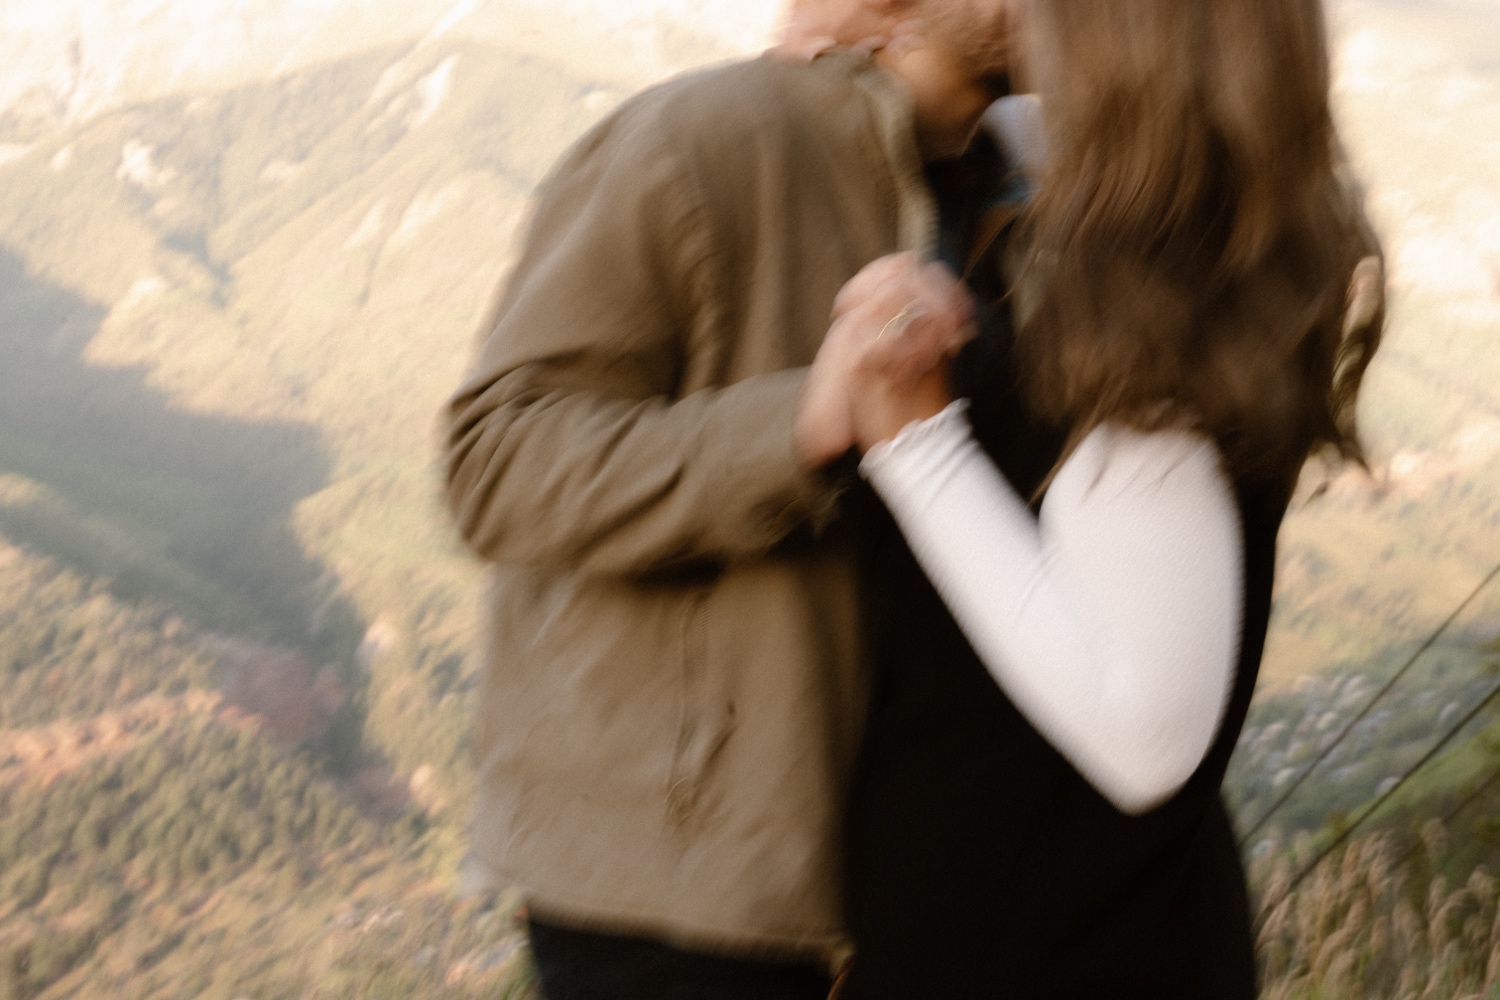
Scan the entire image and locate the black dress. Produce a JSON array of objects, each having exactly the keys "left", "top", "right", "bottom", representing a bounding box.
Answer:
[{"left": 838, "top": 140, "right": 1294, "bottom": 1000}]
